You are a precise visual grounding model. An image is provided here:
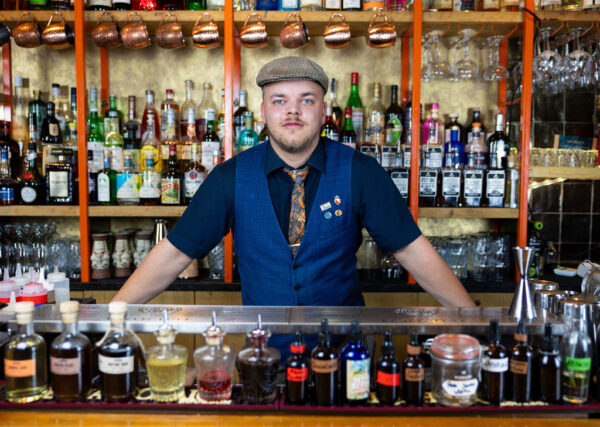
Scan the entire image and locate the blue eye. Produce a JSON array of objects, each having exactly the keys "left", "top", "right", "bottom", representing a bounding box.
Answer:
[
  {"left": 273, "top": 99, "right": 284, "bottom": 105},
  {"left": 302, "top": 99, "right": 314, "bottom": 105}
]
